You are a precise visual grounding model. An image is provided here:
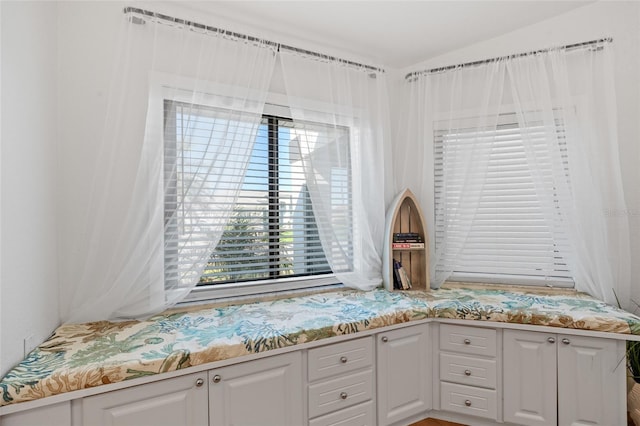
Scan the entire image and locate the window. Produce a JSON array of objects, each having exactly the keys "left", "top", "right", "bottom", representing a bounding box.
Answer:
[
  {"left": 164, "top": 100, "right": 351, "bottom": 297},
  {"left": 433, "top": 112, "right": 574, "bottom": 287}
]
